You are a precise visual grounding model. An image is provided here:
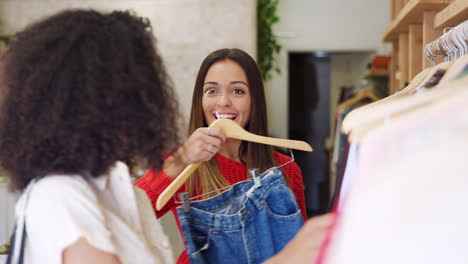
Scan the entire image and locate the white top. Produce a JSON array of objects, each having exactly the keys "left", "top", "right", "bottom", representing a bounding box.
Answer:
[
  {"left": 336, "top": 143, "right": 358, "bottom": 211},
  {"left": 12, "top": 161, "right": 174, "bottom": 264}
]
